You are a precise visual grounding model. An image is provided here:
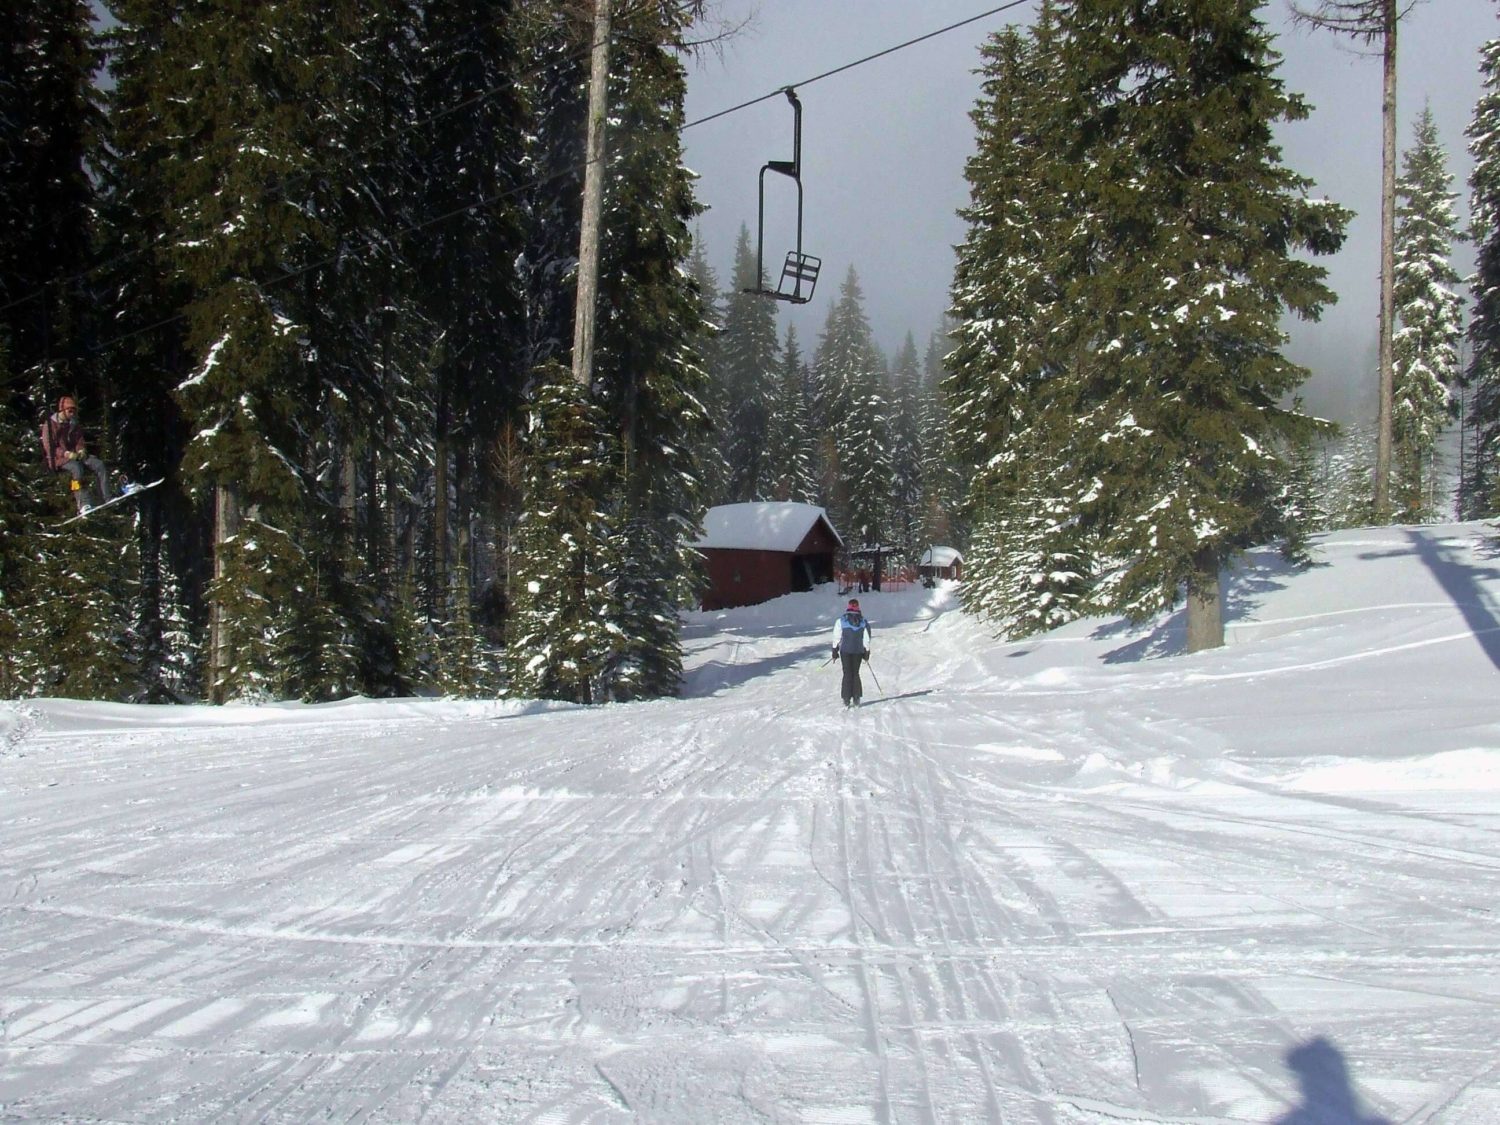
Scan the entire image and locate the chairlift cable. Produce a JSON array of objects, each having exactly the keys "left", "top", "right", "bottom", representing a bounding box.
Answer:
[
  {"left": 684, "top": 0, "right": 1030, "bottom": 132},
  {"left": 7, "top": 1, "right": 1028, "bottom": 362}
]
